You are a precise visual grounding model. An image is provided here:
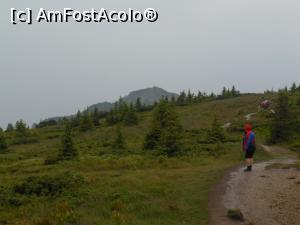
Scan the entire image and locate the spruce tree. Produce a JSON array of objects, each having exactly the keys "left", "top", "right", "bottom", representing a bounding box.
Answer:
[
  {"left": 221, "top": 87, "right": 227, "bottom": 98},
  {"left": 113, "top": 126, "right": 125, "bottom": 150},
  {"left": 0, "top": 128, "right": 8, "bottom": 151},
  {"left": 270, "top": 91, "right": 293, "bottom": 143},
  {"left": 6, "top": 123, "right": 14, "bottom": 132},
  {"left": 59, "top": 121, "right": 78, "bottom": 160},
  {"left": 93, "top": 108, "right": 100, "bottom": 126},
  {"left": 80, "top": 111, "right": 94, "bottom": 131},
  {"left": 15, "top": 120, "right": 28, "bottom": 136},
  {"left": 71, "top": 110, "right": 82, "bottom": 127},
  {"left": 231, "top": 86, "right": 238, "bottom": 97},
  {"left": 106, "top": 109, "right": 118, "bottom": 126},
  {"left": 177, "top": 91, "right": 187, "bottom": 106},
  {"left": 197, "top": 91, "right": 203, "bottom": 102},
  {"left": 144, "top": 100, "right": 183, "bottom": 156},
  {"left": 14, "top": 120, "right": 29, "bottom": 143},
  {"left": 207, "top": 116, "right": 226, "bottom": 143},
  {"left": 124, "top": 104, "right": 138, "bottom": 125},
  {"left": 210, "top": 92, "right": 216, "bottom": 99},
  {"left": 290, "top": 82, "right": 297, "bottom": 94},
  {"left": 135, "top": 97, "right": 142, "bottom": 112},
  {"left": 117, "top": 97, "right": 125, "bottom": 112},
  {"left": 120, "top": 103, "right": 129, "bottom": 121},
  {"left": 187, "top": 90, "right": 193, "bottom": 104}
]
